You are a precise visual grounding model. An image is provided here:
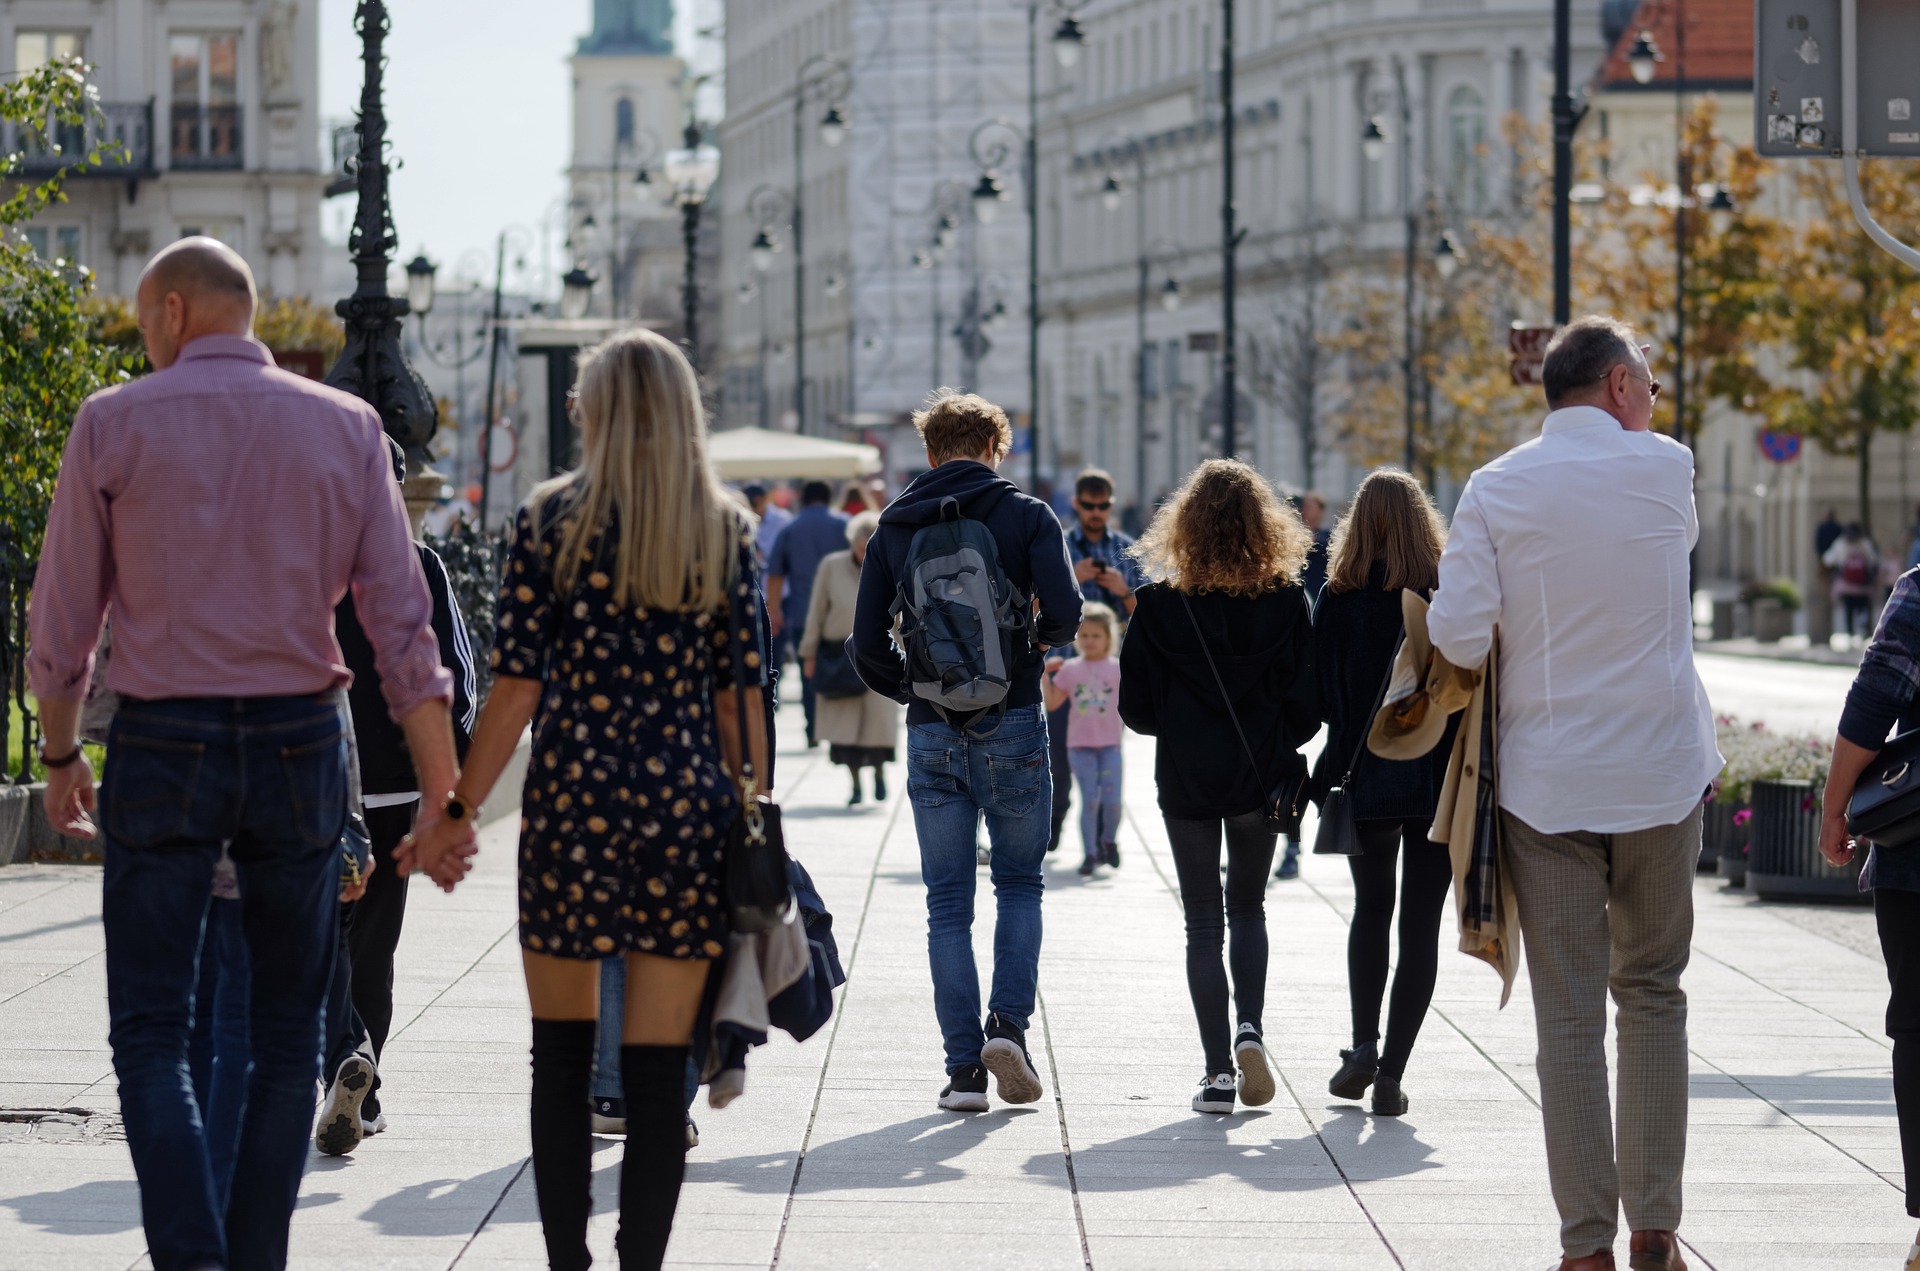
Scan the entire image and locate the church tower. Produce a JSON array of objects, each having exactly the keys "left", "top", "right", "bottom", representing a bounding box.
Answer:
[{"left": 569, "top": 0, "right": 686, "bottom": 323}]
